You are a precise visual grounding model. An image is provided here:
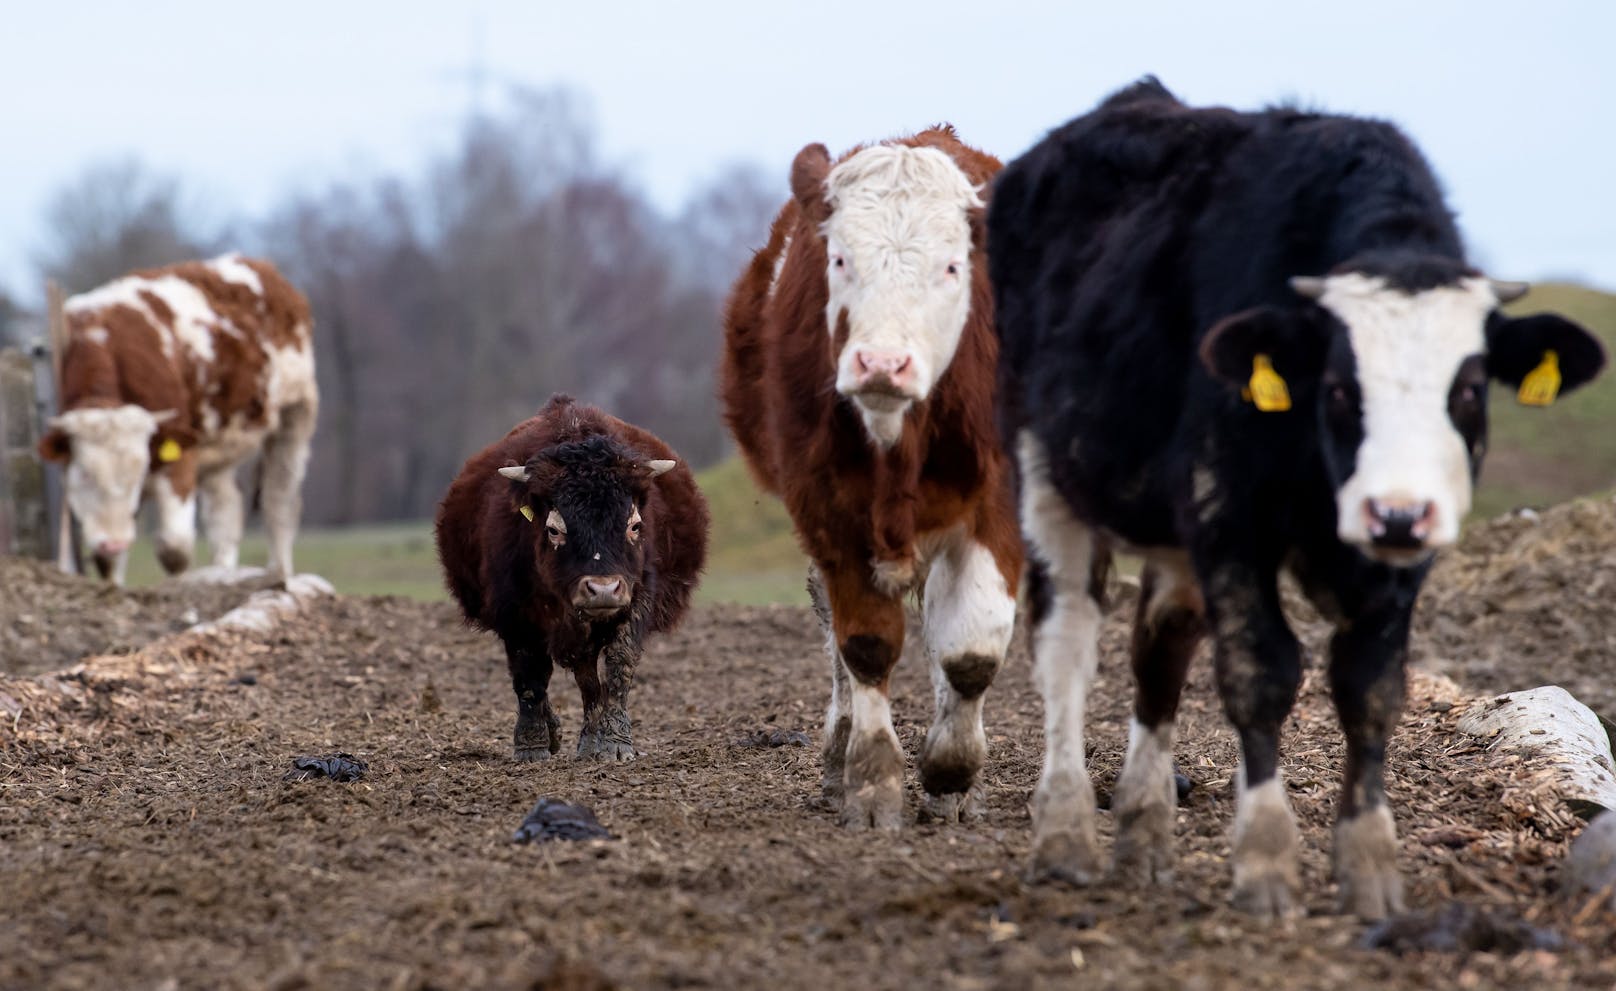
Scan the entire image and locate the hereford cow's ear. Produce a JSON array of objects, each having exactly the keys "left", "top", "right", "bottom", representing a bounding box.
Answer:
[
  {"left": 791, "top": 143, "right": 832, "bottom": 225},
  {"left": 38, "top": 428, "right": 71, "bottom": 463},
  {"left": 1199, "top": 306, "right": 1327, "bottom": 402},
  {"left": 1486, "top": 312, "right": 1606, "bottom": 404}
]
